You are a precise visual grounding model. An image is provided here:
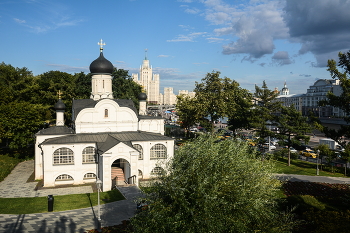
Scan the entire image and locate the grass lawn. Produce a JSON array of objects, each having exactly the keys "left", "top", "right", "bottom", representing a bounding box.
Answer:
[
  {"left": 0, "top": 189, "right": 125, "bottom": 214},
  {"left": 273, "top": 157, "right": 348, "bottom": 178}
]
